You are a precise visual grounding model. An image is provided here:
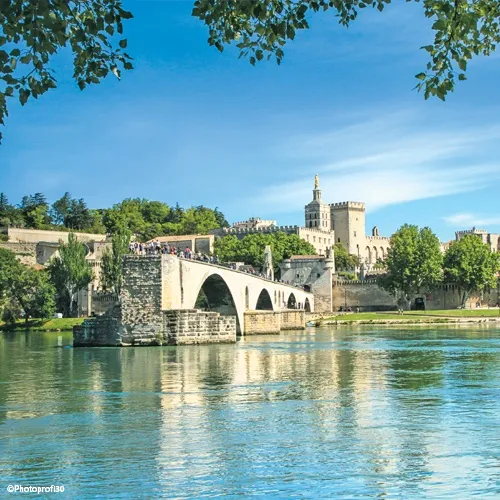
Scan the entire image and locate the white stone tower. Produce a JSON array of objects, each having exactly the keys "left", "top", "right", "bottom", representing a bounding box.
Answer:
[
  {"left": 329, "top": 201, "right": 366, "bottom": 257},
  {"left": 304, "top": 174, "right": 331, "bottom": 230}
]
